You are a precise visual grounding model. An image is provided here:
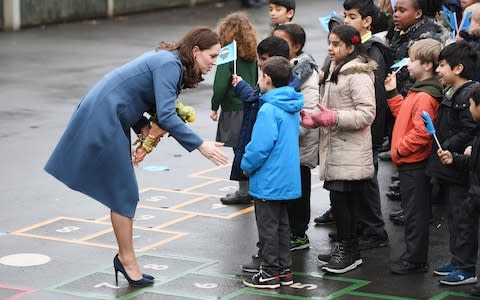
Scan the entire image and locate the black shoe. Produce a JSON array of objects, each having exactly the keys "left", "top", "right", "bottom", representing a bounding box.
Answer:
[
  {"left": 314, "top": 209, "right": 335, "bottom": 225},
  {"left": 386, "top": 191, "right": 401, "bottom": 201},
  {"left": 243, "top": 270, "right": 281, "bottom": 289},
  {"left": 322, "top": 240, "right": 362, "bottom": 274},
  {"left": 358, "top": 236, "right": 389, "bottom": 250},
  {"left": 317, "top": 242, "right": 362, "bottom": 266},
  {"left": 220, "top": 191, "right": 253, "bottom": 205},
  {"left": 389, "top": 209, "right": 404, "bottom": 220},
  {"left": 388, "top": 182, "right": 400, "bottom": 192},
  {"left": 279, "top": 269, "right": 293, "bottom": 286},
  {"left": 328, "top": 232, "right": 338, "bottom": 242},
  {"left": 390, "top": 259, "right": 428, "bottom": 274},
  {"left": 392, "top": 214, "right": 406, "bottom": 225},
  {"left": 241, "top": 253, "right": 261, "bottom": 273},
  {"left": 471, "top": 285, "right": 480, "bottom": 296}
]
